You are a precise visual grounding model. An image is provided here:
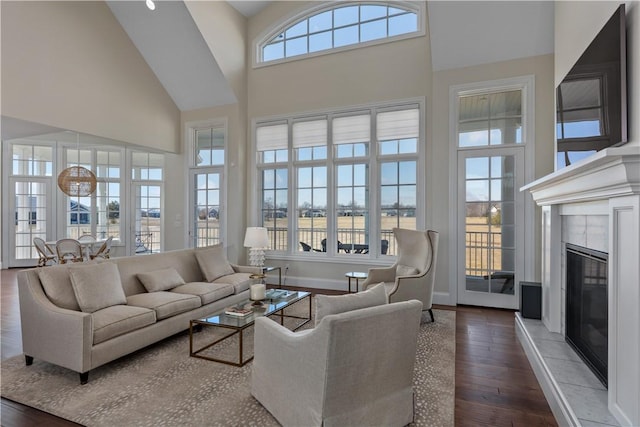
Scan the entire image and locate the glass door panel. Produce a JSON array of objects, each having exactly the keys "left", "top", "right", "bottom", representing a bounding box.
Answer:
[
  {"left": 192, "top": 170, "right": 222, "bottom": 248},
  {"left": 11, "top": 178, "right": 52, "bottom": 266},
  {"left": 458, "top": 149, "right": 523, "bottom": 309},
  {"left": 133, "top": 184, "right": 161, "bottom": 254}
]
